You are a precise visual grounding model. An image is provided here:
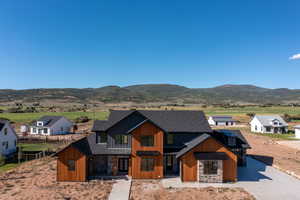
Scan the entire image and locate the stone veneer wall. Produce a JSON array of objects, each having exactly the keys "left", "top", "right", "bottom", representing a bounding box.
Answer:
[{"left": 198, "top": 160, "right": 223, "bottom": 183}]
